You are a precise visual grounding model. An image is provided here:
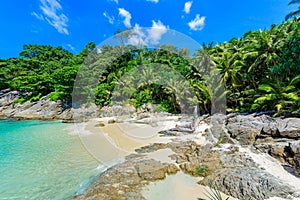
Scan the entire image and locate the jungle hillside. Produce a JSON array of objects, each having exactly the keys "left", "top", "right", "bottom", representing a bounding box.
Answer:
[{"left": 0, "top": 18, "right": 299, "bottom": 117}]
